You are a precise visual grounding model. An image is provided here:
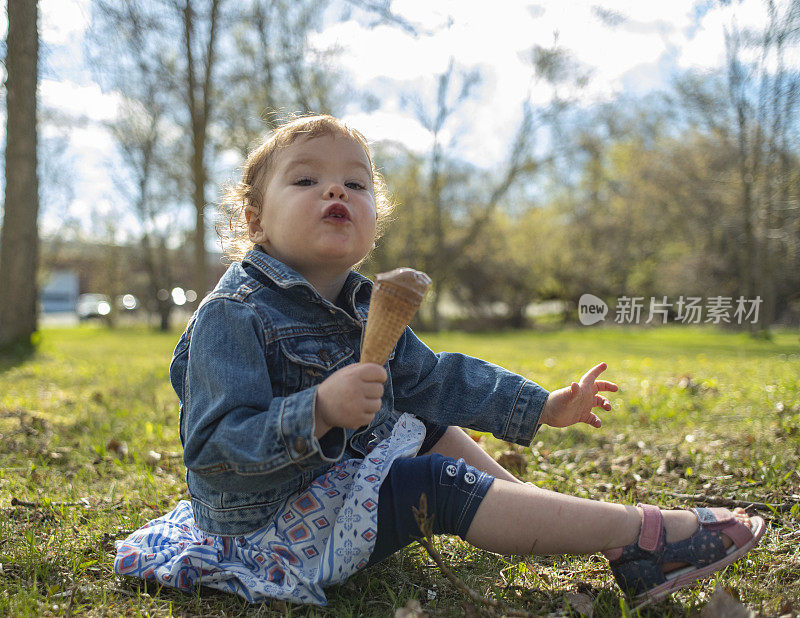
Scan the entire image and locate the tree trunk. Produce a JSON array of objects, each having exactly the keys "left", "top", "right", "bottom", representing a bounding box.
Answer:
[
  {"left": 726, "top": 29, "right": 758, "bottom": 331},
  {"left": 0, "top": 0, "right": 39, "bottom": 348},
  {"left": 191, "top": 137, "right": 208, "bottom": 298},
  {"left": 736, "top": 107, "right": 757, "bottom": 299},
  {"left": 183, "top": 0, "right": 222, "bottom": 300}
]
